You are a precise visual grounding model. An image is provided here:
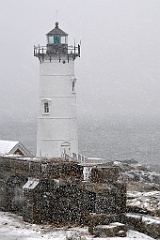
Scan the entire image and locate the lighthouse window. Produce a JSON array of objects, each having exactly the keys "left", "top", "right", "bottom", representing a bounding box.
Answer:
[
  {"left": 54, "top": 36, "right": 60, "bottom": 44},
  {"left": 44, "top": 102, "right": 49, "bottom": 113}
]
